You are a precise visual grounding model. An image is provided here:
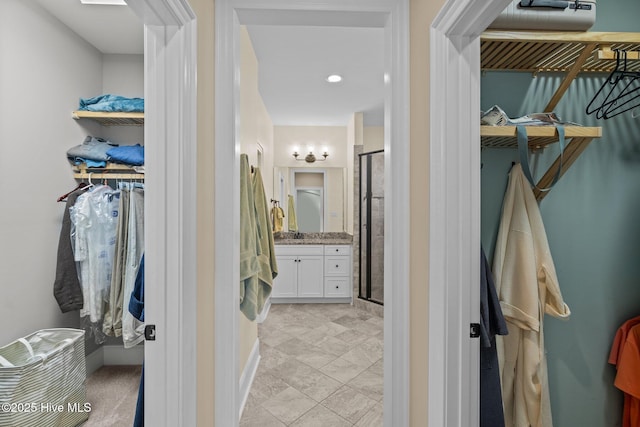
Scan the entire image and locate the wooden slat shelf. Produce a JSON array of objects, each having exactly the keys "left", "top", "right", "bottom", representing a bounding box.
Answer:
[
  {"left": 72, "top": 111, "right": 144, "bottom": 126},
  {"left": 71, "top": 163, "right": 144, "bottom": 180},
  {"left": 478, "top": 31, "right": 640, "bottom": 200},
  {"left": 481, "top": 31, "right": 640, "bottom": 73},
  {"left": 481, "top": 126, "right": 602, "bottom": 149}
]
